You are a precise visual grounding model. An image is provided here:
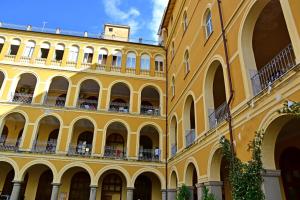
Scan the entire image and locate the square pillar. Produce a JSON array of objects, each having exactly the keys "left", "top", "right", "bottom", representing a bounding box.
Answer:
[
  {"left": 262, "top": 169, "right": 283, "bottom": 200},
  {"left": 126, "top": 187, "right": 134, "bottom": 200},
  {"left": 89, "top": 186, "right": 98, "bottom": 200},
  {"left": 167, "top": 189, "right": 177, "bottom": 200},
  {"left": 51, "top": 183, "right": 61, "bottom": 200},
  {"left": 196, "top": 183, "right": 204, "bottom": 200},
  {"left": 204, "top": 181, "right": 223, "bottom": 200}
]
